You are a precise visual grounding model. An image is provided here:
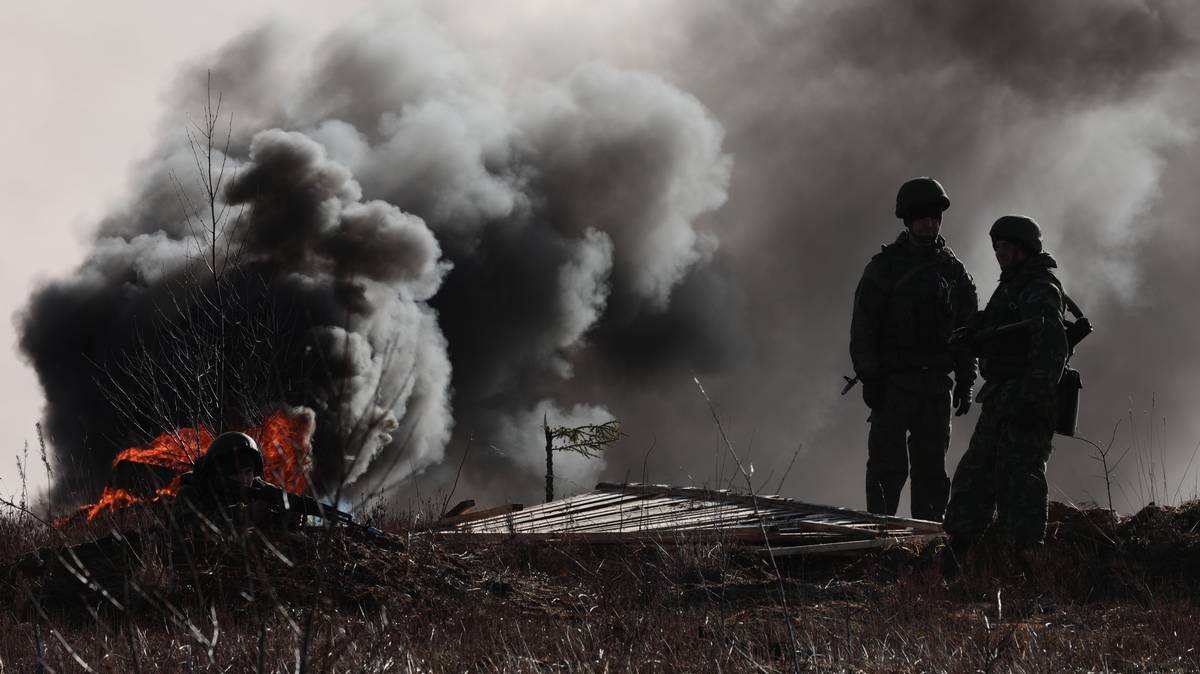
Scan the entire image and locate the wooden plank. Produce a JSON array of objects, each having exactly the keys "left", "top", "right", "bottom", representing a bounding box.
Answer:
[
  {"left": 483, "top": 494, "right": 654, "bottom": 533},
  {"left": 426, "top": 503, "right": 522, "bottom": 529},
  {"left": 463, "top": 492, "right": 641, "bottom": 532},
  {"left": 469, "top": 496, "right": 886, "bottom": 540},
  {"left": 634, "top": 506, "right": 882, "bottom": 540},
  {"left": 578, "top": 503, "right": 754, "bottom": 534},
  {"left": 598, "top": 483, "right": 944, "bottom": 534},
  {"left": 461, "top": 484, "right": 943, "bottom": 538},
  {"left": 555, "top": 498, "right": 868, "bottom": 536},
  {"left": 757, "top": 533, "right": 944, "bottom": 557},
  {"left": 550, "top": 495, "right": 837, "bottom": 534},
  {"left": 532, "top": 497, "right": 734, "bottom": 533},
  {"left": 499, "top": 493, "right": 705, "bottom": 533},
  {"left": 498, "top": 491, "right": 643, "bottom": 525},
  {"left": 440, "top": 499, "right": 476, "bottom": 518},
  {"left": 769, "top": 519, "right": 879, "bottom": 540},
  {"left": 552, "top": 498, "right": 812, "bottom": 534},
  {"left": 436, "top": 526, "right": 784, "bottom": 545},
  {"left": 493, "top": 491, "right": 625, "bottom": 525},
  {"left": 596, "top": 482, "right": 823, "bottom": 515}
]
